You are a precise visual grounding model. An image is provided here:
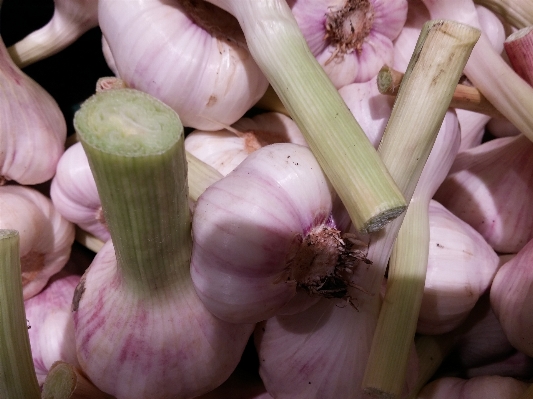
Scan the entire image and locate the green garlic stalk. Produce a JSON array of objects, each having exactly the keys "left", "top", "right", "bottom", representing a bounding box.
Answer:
[
  {"left": 204, "top": 0, "right": 407, "bottom": 234},
  {"left": 0, "top": 229, "right": 40, "bottom": 399}
]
